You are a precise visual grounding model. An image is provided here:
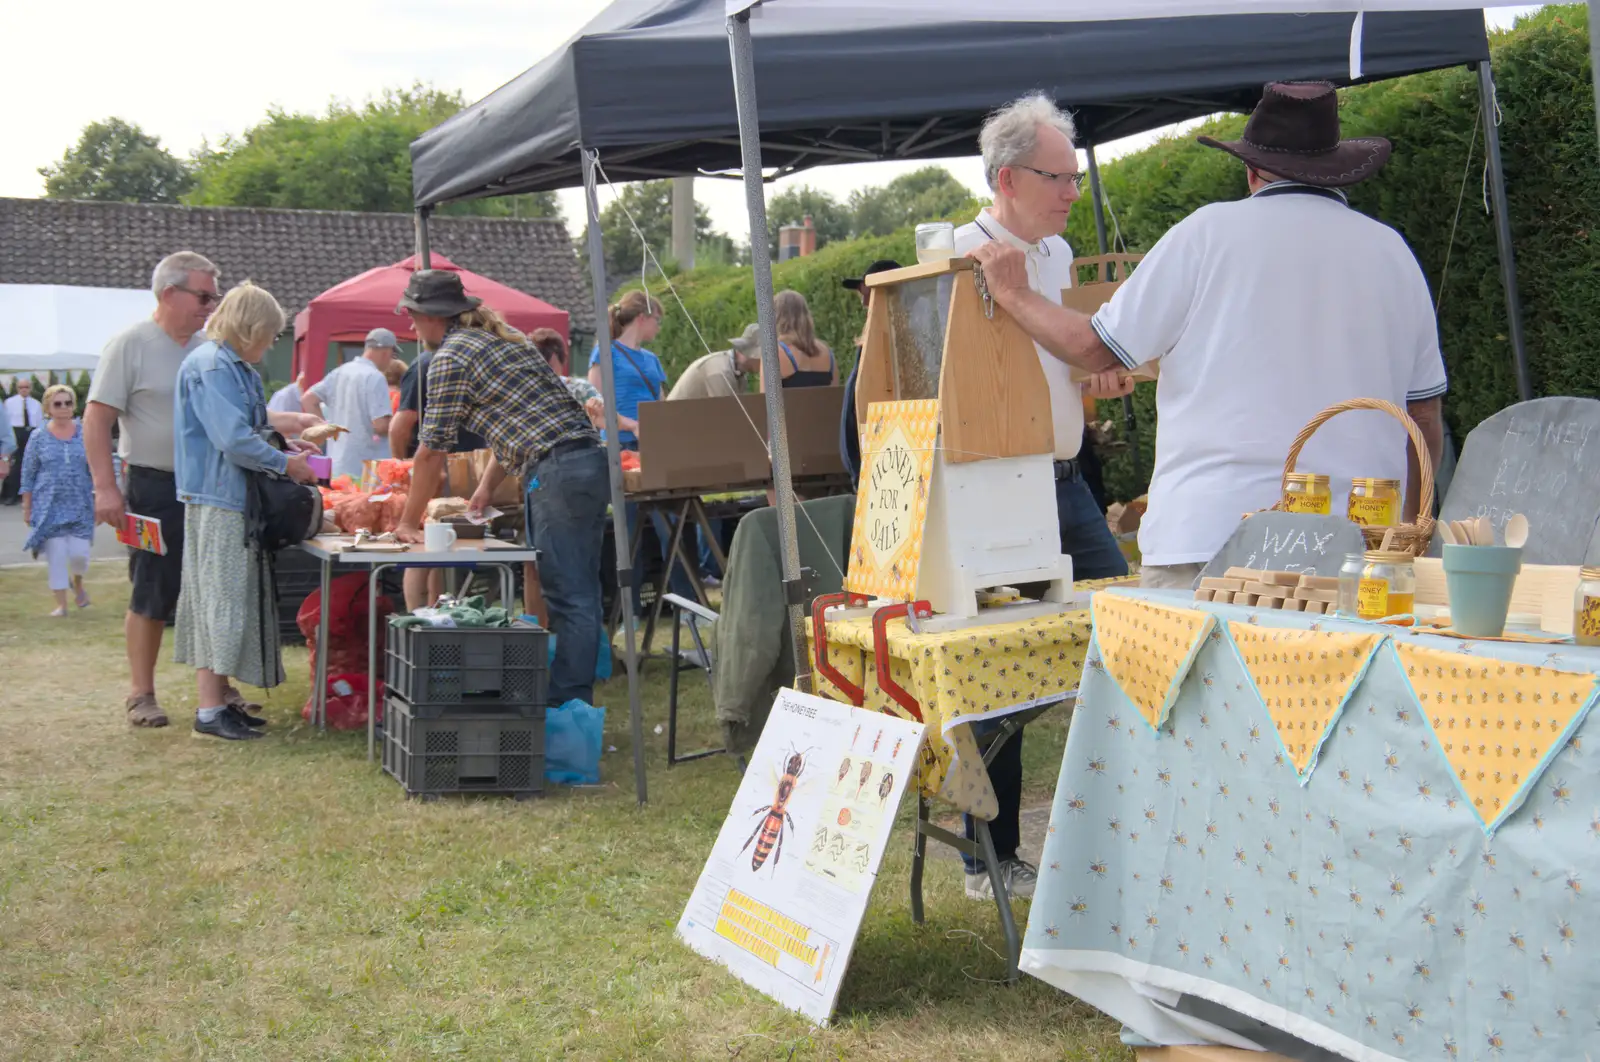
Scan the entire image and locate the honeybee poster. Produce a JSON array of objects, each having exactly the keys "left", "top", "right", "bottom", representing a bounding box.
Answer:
[
  {"left": 845, "top": 399, "right": 939, "bottom": 602},
  {"left": 676, "top": 688, "right": 925, "bottom": 1024}
]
